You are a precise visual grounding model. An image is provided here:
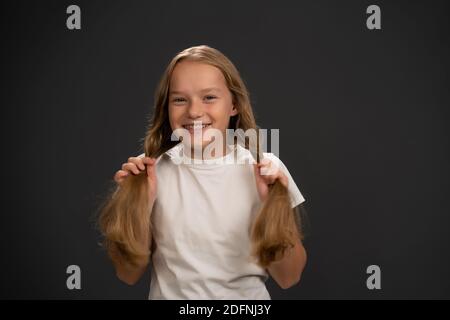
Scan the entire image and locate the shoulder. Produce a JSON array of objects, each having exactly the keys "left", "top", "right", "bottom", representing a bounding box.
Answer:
[
  {"left": 263, "top": 152, "right": 306, "bottom": 207},
  {"left": 262, "top": 152, "right": 287, "bottom": 173}
]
